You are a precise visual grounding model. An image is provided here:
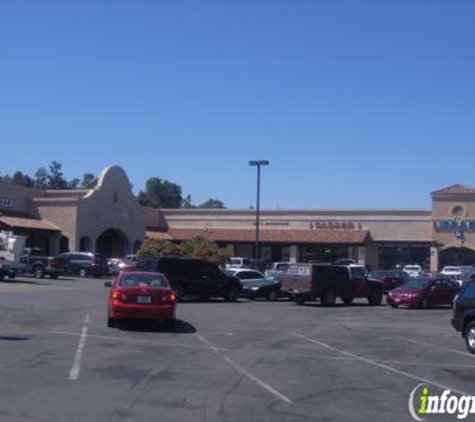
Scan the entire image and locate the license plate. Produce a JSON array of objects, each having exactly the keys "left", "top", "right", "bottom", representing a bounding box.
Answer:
[
  {"left": 395, "top": 298, "right": 401, "bottom": 303},
  {"left": 137, "top": 296, "right": 151, "bottom": 304}
]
